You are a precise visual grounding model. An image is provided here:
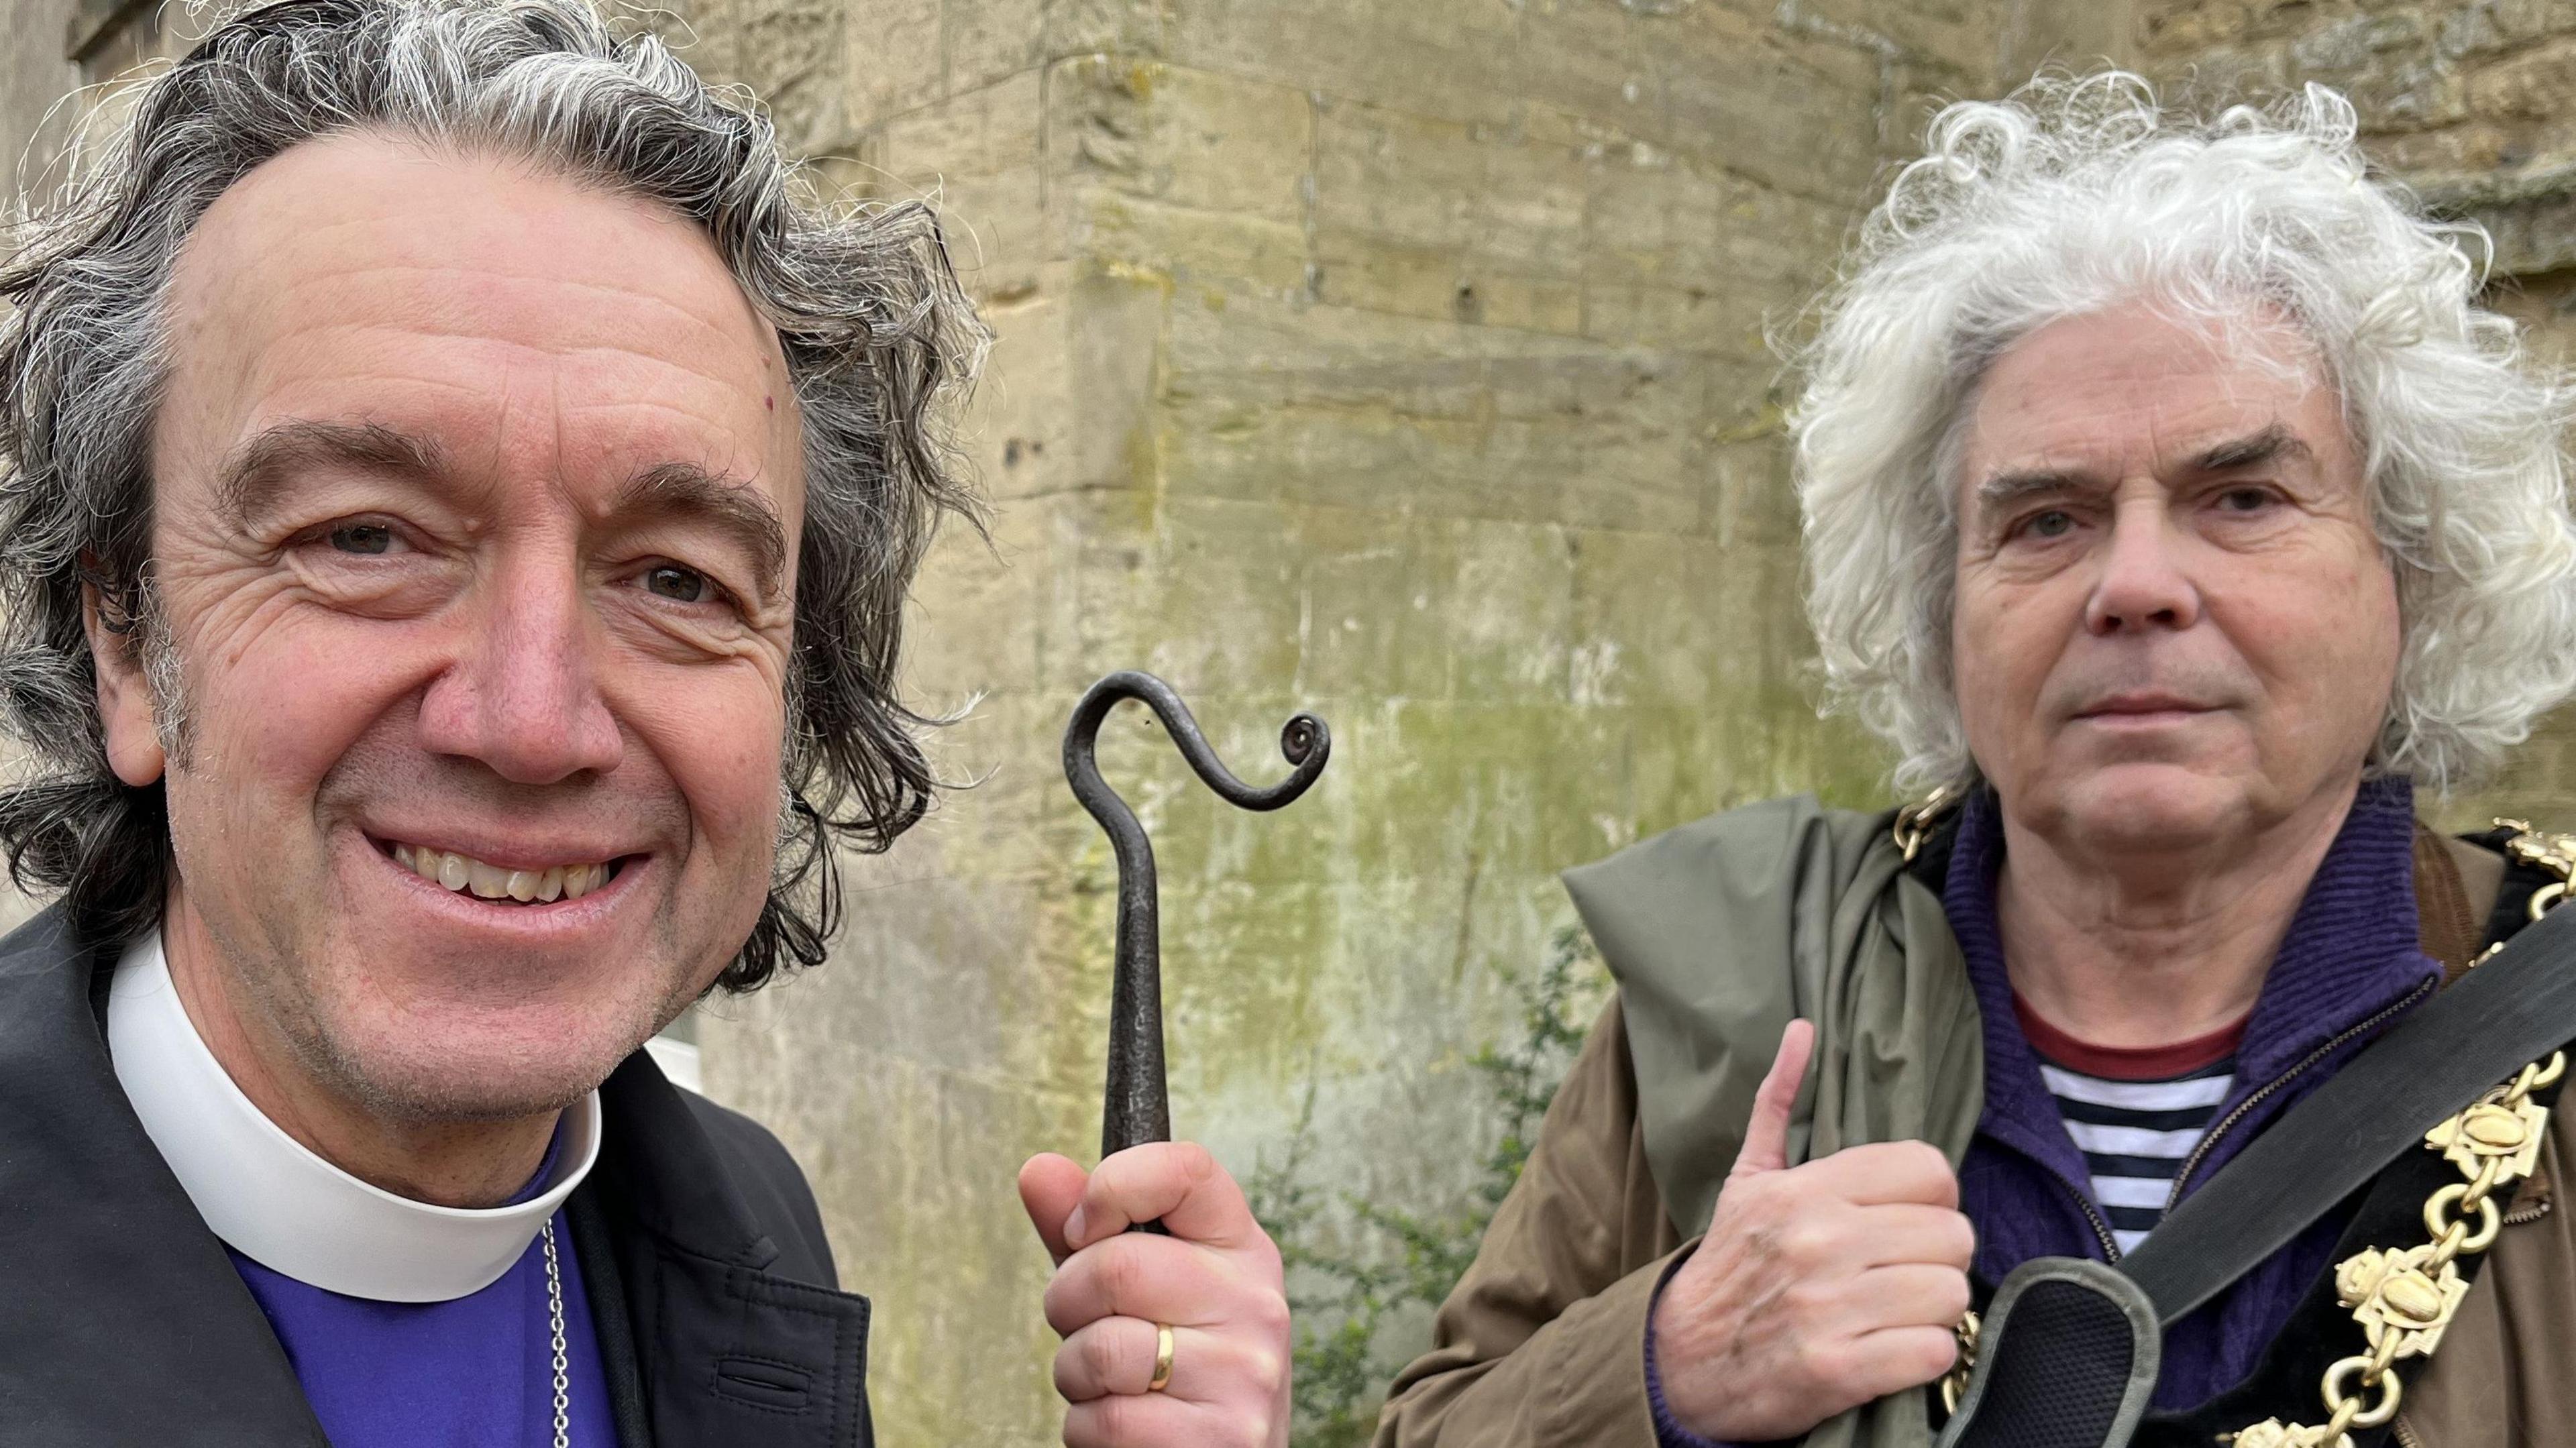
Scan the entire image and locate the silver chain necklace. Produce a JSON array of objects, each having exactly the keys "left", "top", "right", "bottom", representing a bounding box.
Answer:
[{"left": 540, "top": 1220, "right": 570, "bottom": 1448}]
